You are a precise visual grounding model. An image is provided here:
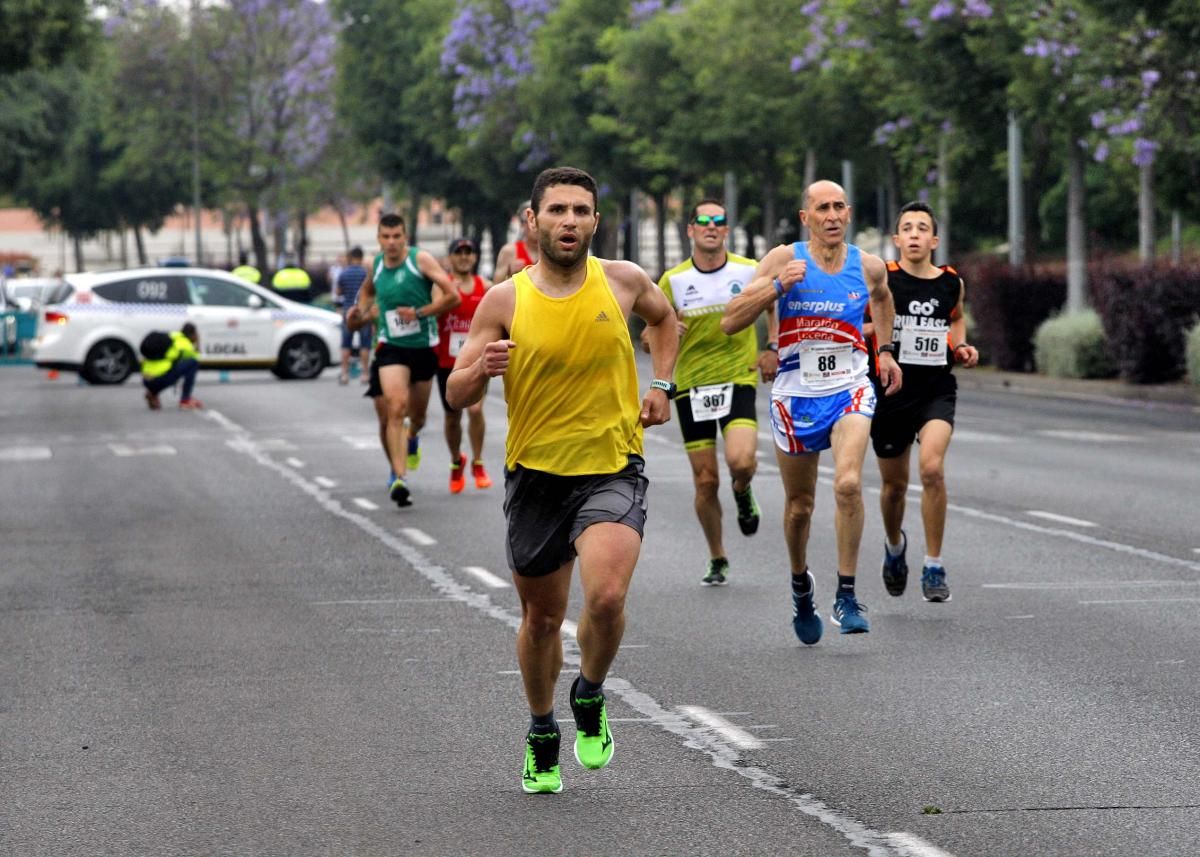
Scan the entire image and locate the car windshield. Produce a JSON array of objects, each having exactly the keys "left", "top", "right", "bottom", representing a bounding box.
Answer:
[{"left": 187, "top": 275, "right": 278, "bottom": 308}]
